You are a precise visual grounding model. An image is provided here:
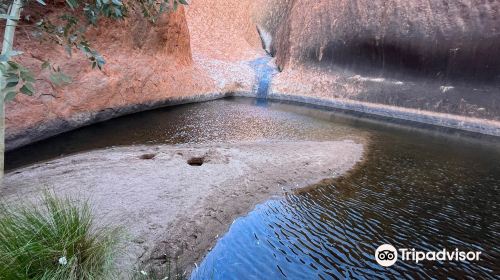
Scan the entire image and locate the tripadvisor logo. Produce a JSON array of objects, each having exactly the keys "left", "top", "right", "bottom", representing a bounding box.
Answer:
[
  {"left": 374, "top": 244, "right": 482, "bottom": 267},
  {"left": 375, "top": 244, "right": 398, "bottom": 267}
]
